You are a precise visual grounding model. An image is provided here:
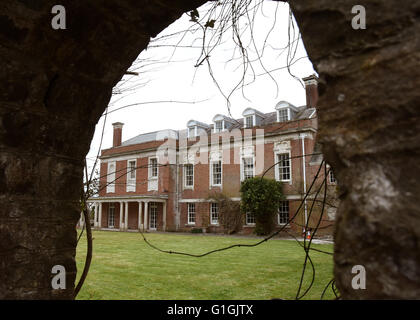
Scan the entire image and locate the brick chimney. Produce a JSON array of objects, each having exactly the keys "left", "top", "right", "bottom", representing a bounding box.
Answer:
[
  {"left": 303, "top": 74, "right": 319, "bottom": 108},
  {"left": 112, "top": 122, "right": 124, "bottom": 147}
]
